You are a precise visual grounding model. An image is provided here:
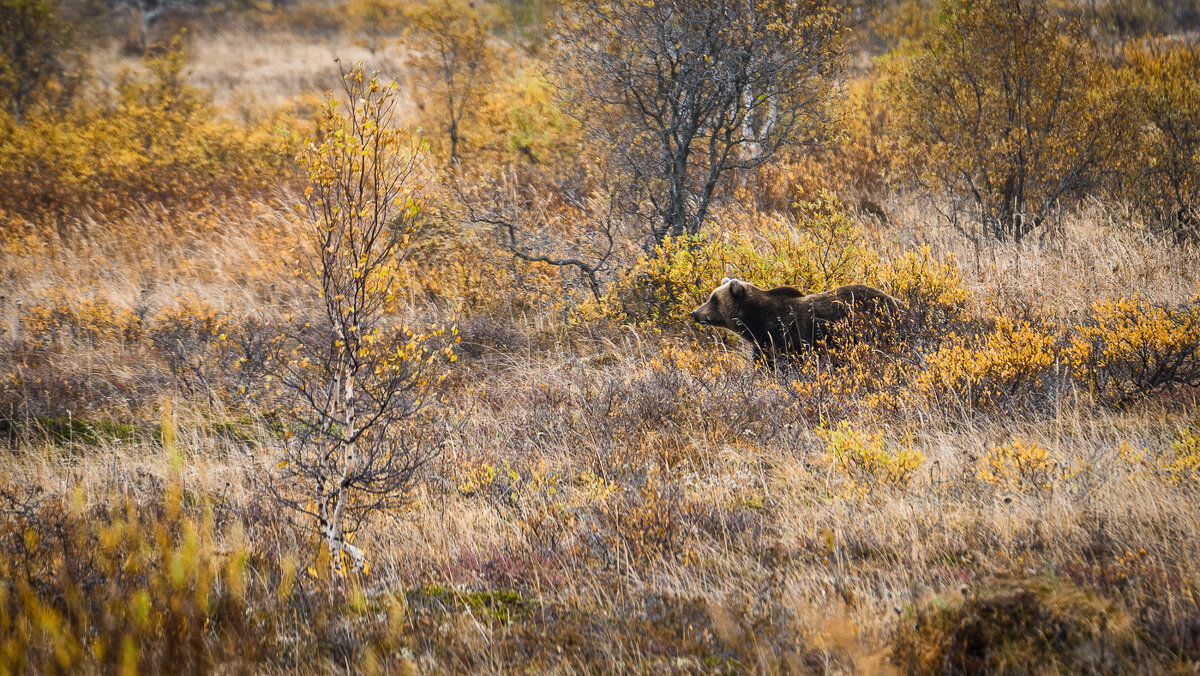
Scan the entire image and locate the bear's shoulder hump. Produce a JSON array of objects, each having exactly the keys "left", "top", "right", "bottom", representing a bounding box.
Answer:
[{"left": 766, "top": 286, "right": 804, "bottom": 299}]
